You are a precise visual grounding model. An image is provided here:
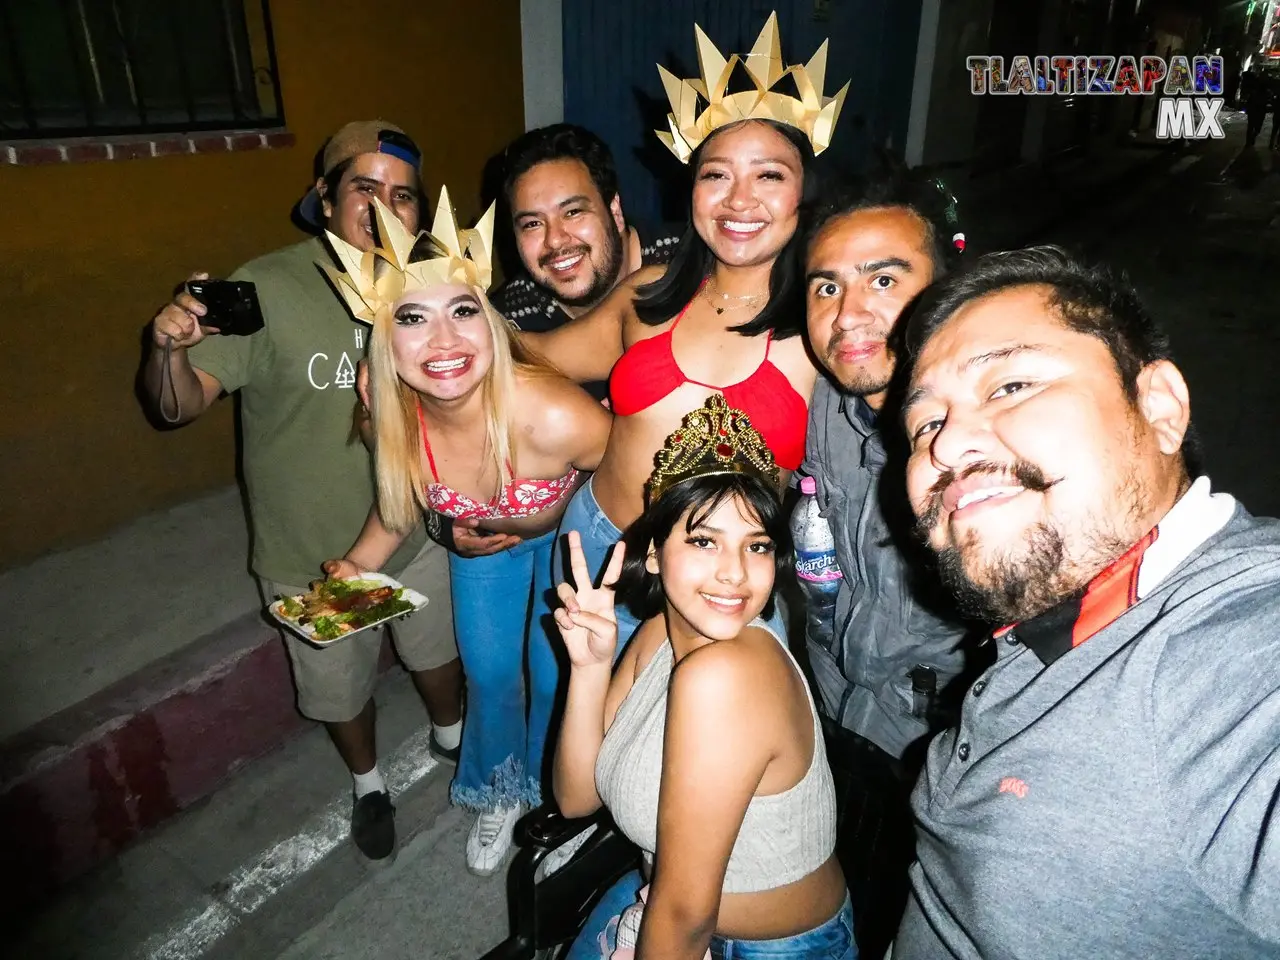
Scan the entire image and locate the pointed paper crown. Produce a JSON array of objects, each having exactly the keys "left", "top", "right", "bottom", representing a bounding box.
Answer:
[
  {"left": 320, "top": 186, "right": 495, "bottom": 325},
  {"left": 655, "top": 11, "right": 849, "bottom": 163},
  {"left": 647, "top": 394, "right": 780, "bottom": 504}
]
